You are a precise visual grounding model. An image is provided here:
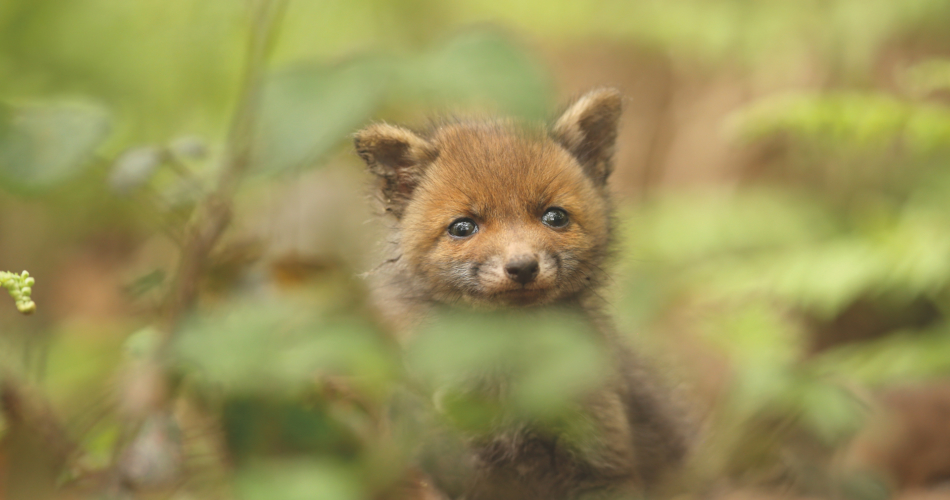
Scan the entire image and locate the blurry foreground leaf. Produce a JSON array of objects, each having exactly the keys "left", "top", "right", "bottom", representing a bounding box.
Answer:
[
  {"left": 797, "top": 381, "right": 867, "bottom": 444},
  {"left": 235, "top": 459, "right": 362, "bottom": 500},
  {"left": 0, "top": 102, "right": 110, "bottom": 191},
  {"left": 175, "top": 300, "right": 393, "bottom": 396},
  {"left": 406, "top": 308, "right": 609, "bottom": 423},
  {"left": 222, "top": 396, "right": 365, "bottom": 462},
  {"left": 253, "top": 58, "right": 389, "bottom": 174}
]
